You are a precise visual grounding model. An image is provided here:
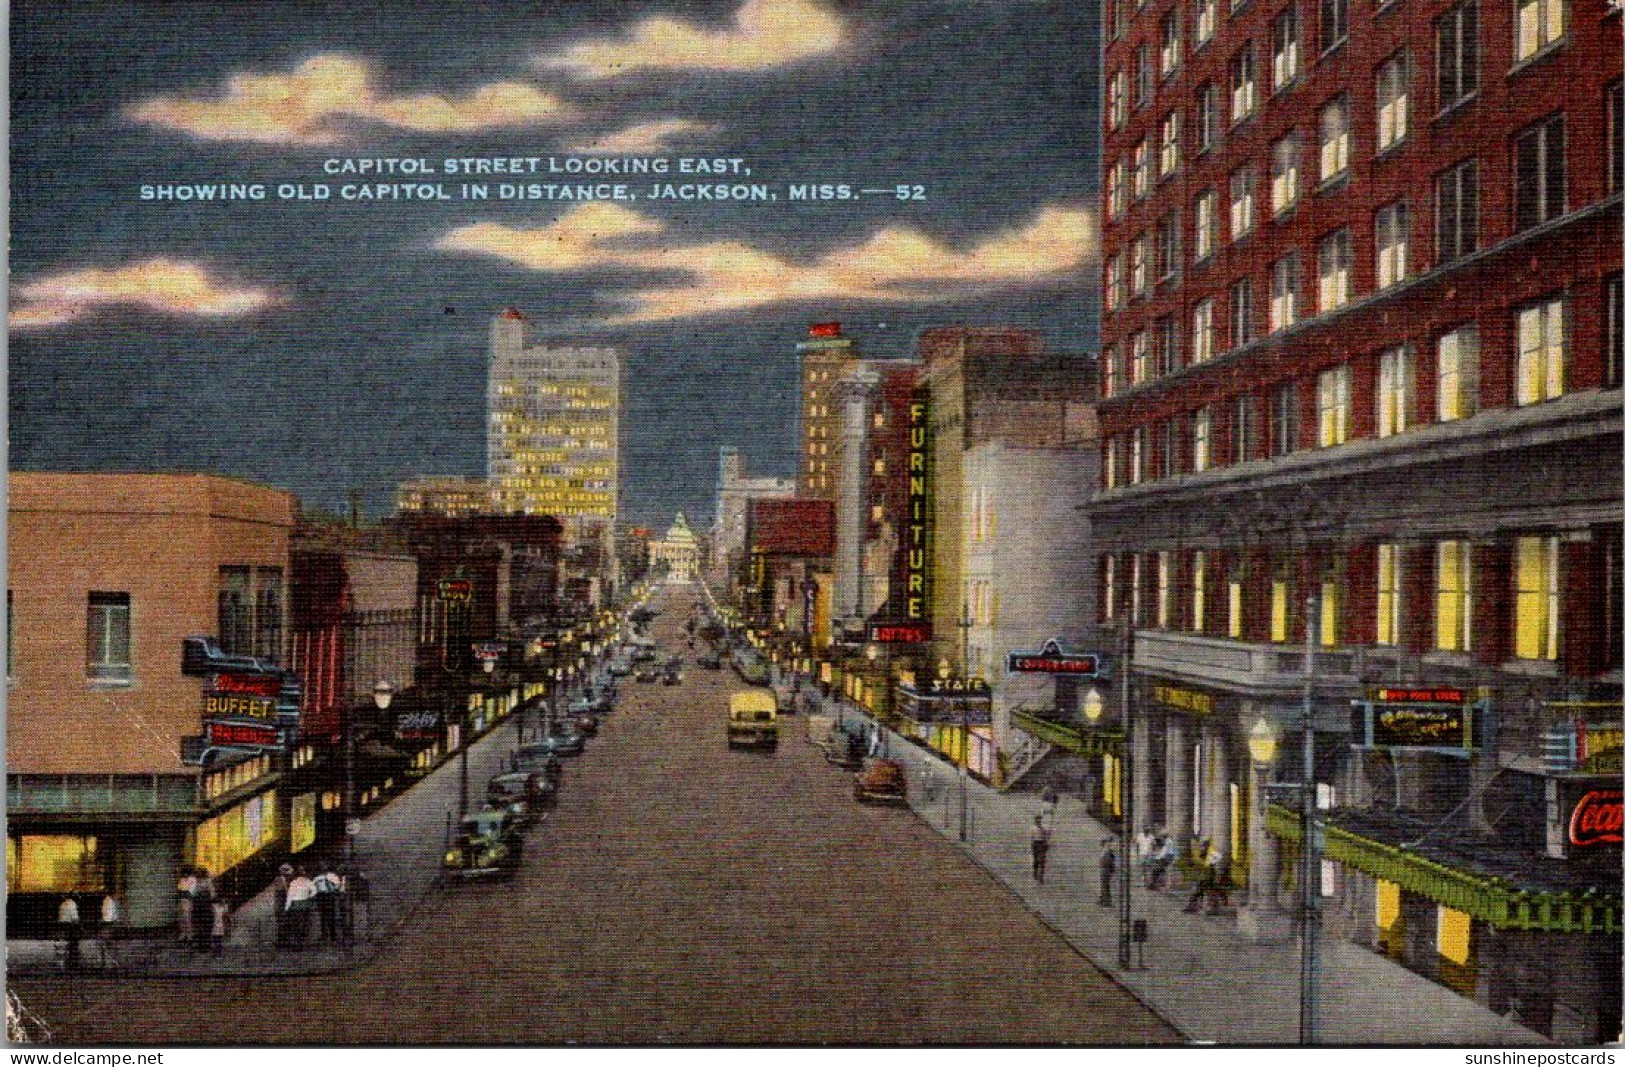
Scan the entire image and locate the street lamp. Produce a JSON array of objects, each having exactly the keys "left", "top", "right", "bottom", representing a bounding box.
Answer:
[
  {"left": 1083, "top": 686, "right": 1105, "bottom": 723},
  {"left": 1248, "top": 716, "right": 1279, "bottom": 766},
  {"left": 350, "top": 680, "right": 395, "bottom": 862}
]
